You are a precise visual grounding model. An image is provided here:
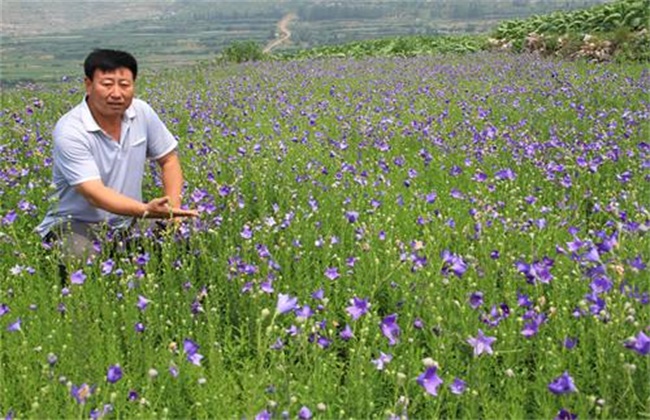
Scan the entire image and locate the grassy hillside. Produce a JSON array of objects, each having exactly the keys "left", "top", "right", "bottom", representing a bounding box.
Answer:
[{"left": 1, "top": 0, "right": 612, "bottom": 87}]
